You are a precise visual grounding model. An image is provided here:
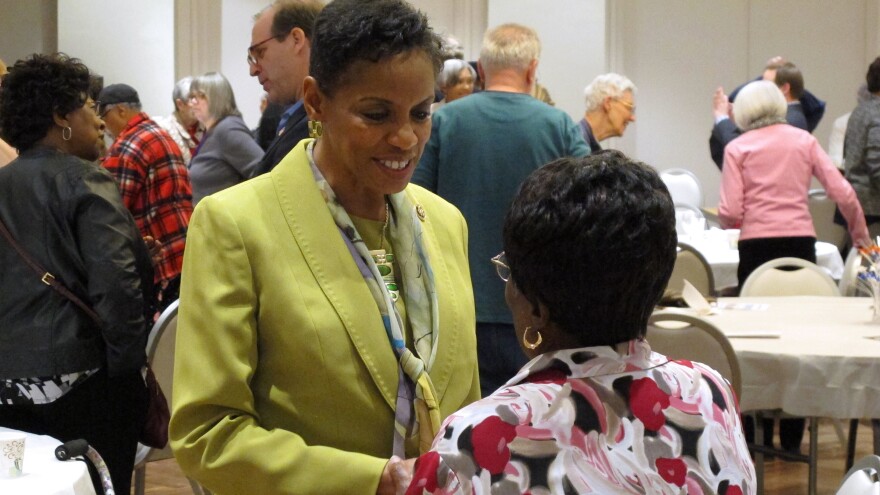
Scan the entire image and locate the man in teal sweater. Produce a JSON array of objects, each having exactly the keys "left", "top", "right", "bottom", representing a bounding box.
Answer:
[{"left": 413, "top": 23, "right": 589, "bottom": 396}]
